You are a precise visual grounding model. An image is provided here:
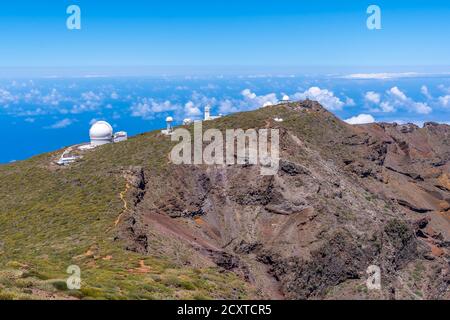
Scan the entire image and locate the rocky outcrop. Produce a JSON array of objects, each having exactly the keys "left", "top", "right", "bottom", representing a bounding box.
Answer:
[{"left": 115, "top": 166, "right": 149, "bottom": 254}]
